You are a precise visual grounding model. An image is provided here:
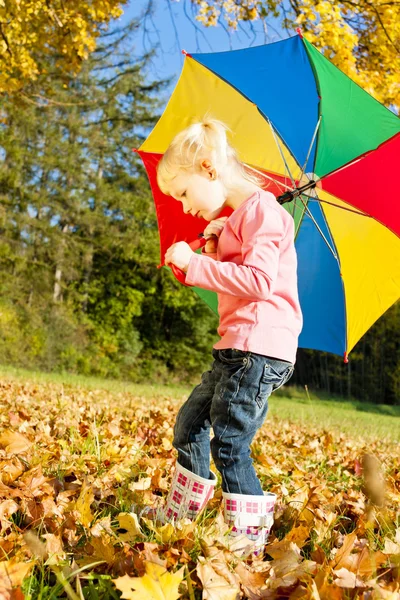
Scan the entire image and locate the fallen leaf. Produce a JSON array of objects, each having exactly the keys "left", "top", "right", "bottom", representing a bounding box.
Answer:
[
  {"left": 196, "top": 558, "right": 240, "bottom": 600},
  {"left": 314, "top": 568, "right": 344, "bottom": 600},
  {"left": 129, "top": 478, "right": 152, "bottom": 491},
  {"left": 0, "top": 431, "right": 32, "bottom": 454},
  {"left": 117, "top": 512, "right": 145, "bottom": 542},
  {"left": 112, "top": 560, "right": 185, "bottom": 600},
  {"left": 332, "top": 567, "right": 366, "bottom": 588},
  {"left": 265, "top": 540, "right": 317, "bottom": 590},
  {"left": 142, "top": 517, "right": 196, "bottom": 544},
  {"left": 74, "top": 482, "right": 95, "bottom": 527},
  {"left": 330, "top": 531, "right": 357, "bottom": 569},
  {"left": 0, "top": 559, "right": 33, "bottom": 597}
]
